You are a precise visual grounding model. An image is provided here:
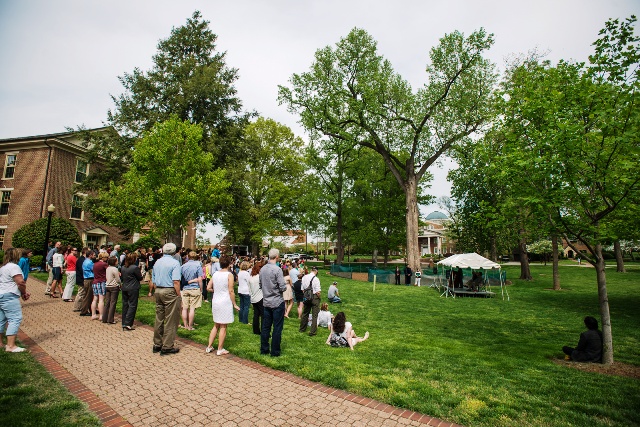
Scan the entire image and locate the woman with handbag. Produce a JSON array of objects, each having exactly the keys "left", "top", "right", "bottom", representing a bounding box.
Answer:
[{"left": 102, "top": 256, "right": 121, "bottom": 324}]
